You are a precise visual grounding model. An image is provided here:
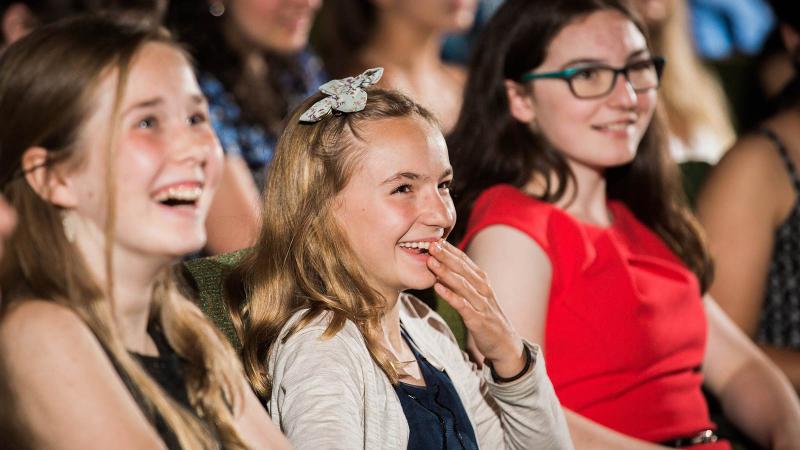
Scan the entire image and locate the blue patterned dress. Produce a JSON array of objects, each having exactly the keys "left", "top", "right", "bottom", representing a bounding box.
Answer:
[{"left": 199, "top": 51, "right": 327, "bottom": 189}]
